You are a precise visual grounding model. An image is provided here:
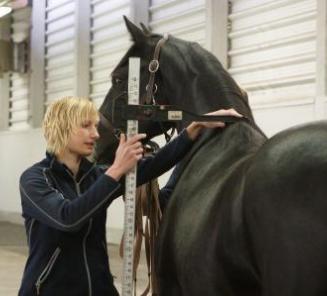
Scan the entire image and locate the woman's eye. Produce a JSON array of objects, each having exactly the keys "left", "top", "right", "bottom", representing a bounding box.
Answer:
[{"left": 81, "top": 121, "right": 91, "bottom": 128}]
